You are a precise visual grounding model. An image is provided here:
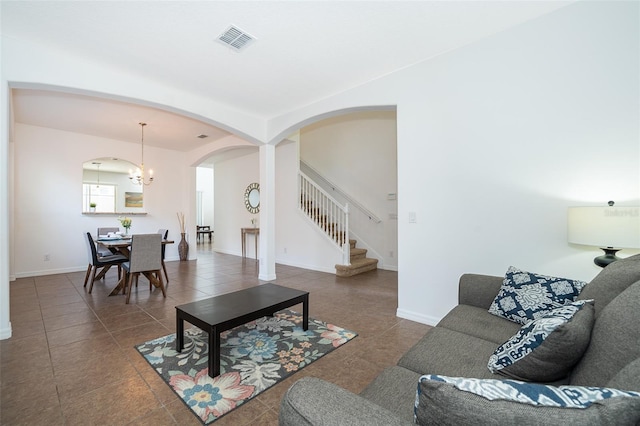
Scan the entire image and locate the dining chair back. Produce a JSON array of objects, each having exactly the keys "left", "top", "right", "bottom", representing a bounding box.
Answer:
[
  {"left": 97, "top": 227, "right": 119, "bottom": 236},
  {"left": 123, "top": 233, "right": 166, "bottom": 304},
  {"left": 157, "top": 228, "right": 169, "bottom": 283},
  {"left": 97, "top": 227, "right": 120, "bottom": 256},
  {"left": 84, "top": 232, "right": 127, "bottom": 293}
]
